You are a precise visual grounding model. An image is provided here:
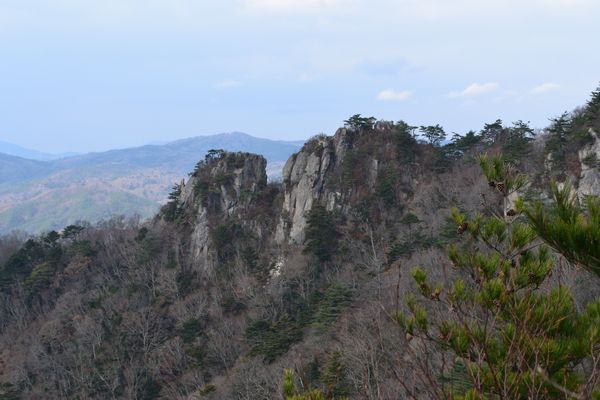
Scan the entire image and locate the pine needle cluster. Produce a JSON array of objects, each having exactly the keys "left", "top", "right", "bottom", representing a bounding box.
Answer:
[{"left": 397, "top": 155, "right": 600, "bottom": 399}]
